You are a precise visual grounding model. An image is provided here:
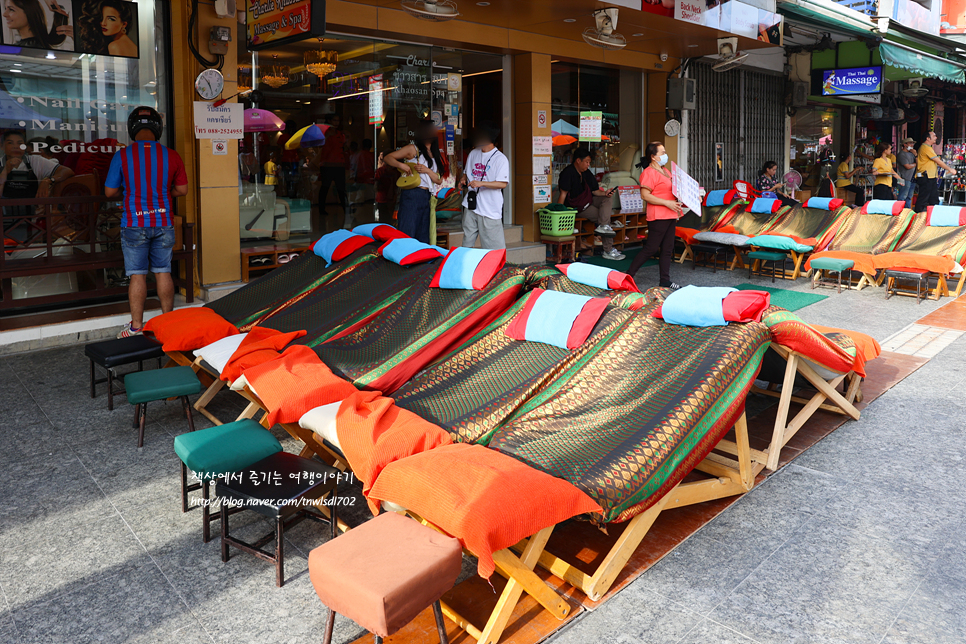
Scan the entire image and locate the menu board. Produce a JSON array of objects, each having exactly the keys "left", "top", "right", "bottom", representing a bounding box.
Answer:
[
  {"left": 671, "top": 162, "right": 702, "bottom": 216},
  {"left": 579, "top": 111, "right": 602, "bottom": 142},
  {"left": 246, "top": 0, "right": 326, "bottom": 50}
]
